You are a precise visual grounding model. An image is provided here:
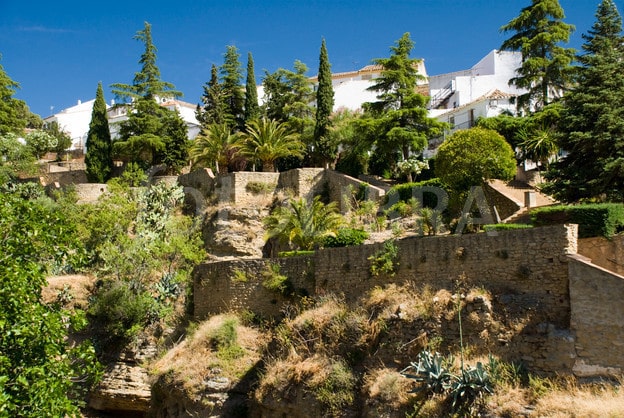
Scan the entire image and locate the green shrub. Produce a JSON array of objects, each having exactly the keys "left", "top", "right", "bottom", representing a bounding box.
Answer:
[
  {"left": 88, "top": 280, "right": 159, "bottom": 343},
  {"left": 278, "top": 250, "right": 316, "bottom": 257},
  {"left": 530, "top": 203, "right": 624, "bottom": 238},
  {"left": 210, "top": 318, "right": 245, "bottom": 361},
  {"left": 262, "top": 262, "right": 291, "bottom": 294},
  {"left": 369, "top": 240, "right": 400, "bottom": 277},
  {"left": 322, "top": 228, "right": 369, "bottom": 248},
  {"left": 384, "top": 178, "right": 447, "bottom": 207},
  {"left": 312, "top": 359, "right": 357, "bottom": 416},
  {"left": 245, "top": 181, "right": 275, "bottom": 195}
]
